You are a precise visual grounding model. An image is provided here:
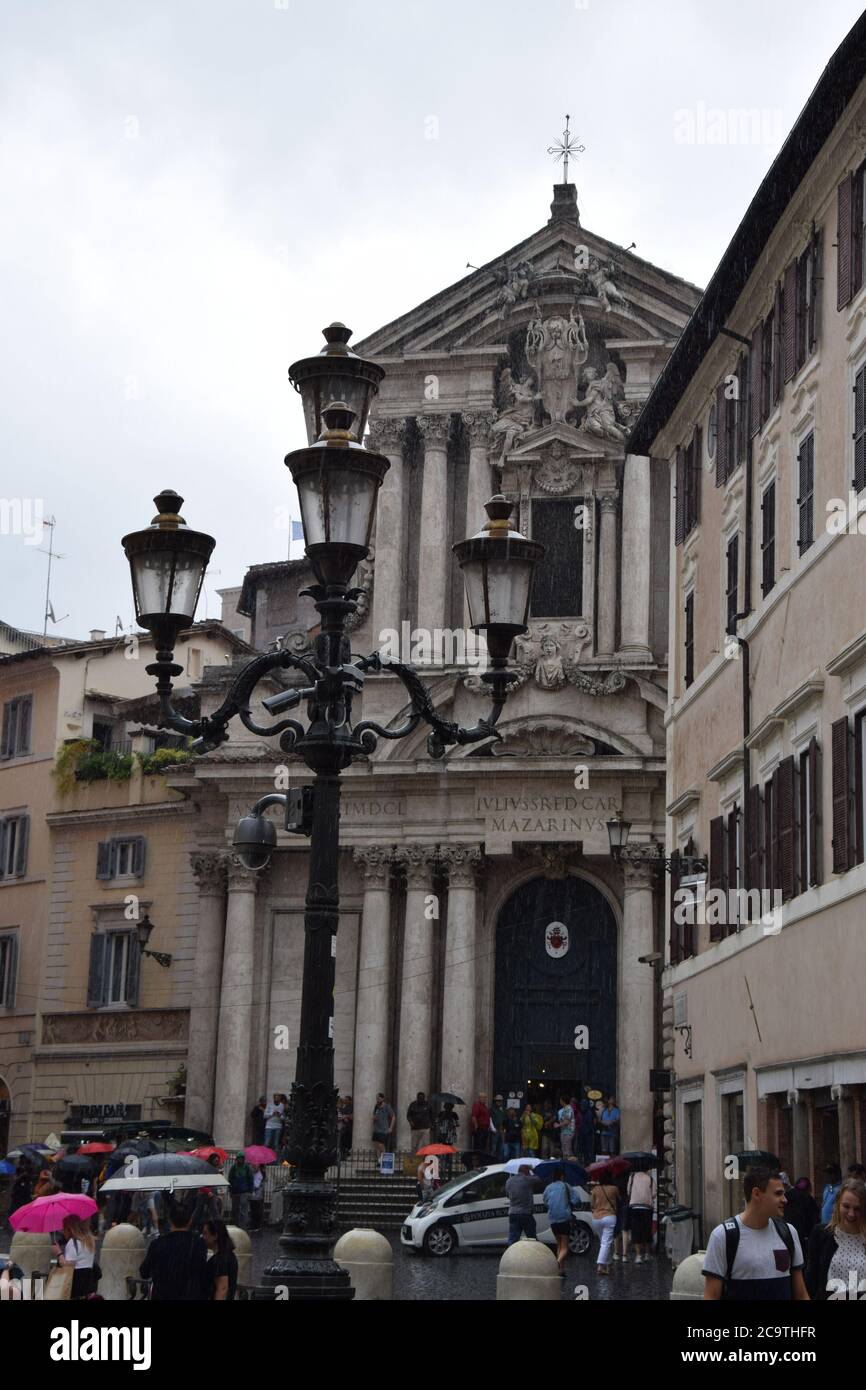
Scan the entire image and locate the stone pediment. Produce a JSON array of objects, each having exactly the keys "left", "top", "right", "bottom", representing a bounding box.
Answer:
[
  {"left": 506, "top": 422, "right": 620, "bottom": 464},
  {"left": 354, "top": 196, "right": 701, "bottom": 362}
]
